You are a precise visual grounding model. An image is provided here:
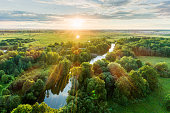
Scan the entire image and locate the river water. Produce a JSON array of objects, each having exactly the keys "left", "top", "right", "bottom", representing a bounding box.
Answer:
[{"left": 43, "top": 43, "right": 115, "bottom": 109}]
